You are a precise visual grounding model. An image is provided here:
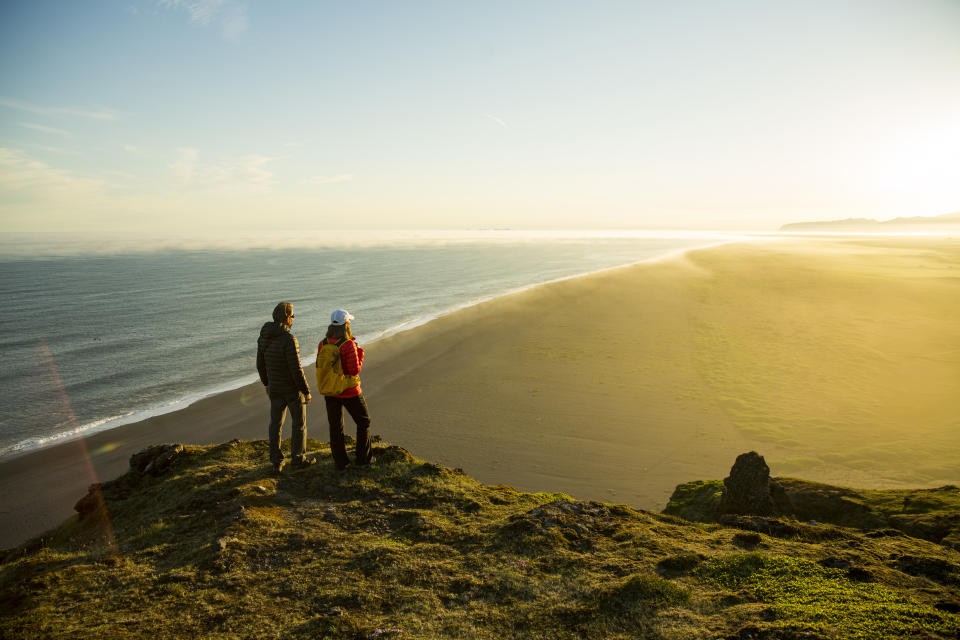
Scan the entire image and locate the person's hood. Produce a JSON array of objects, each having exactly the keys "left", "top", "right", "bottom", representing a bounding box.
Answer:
[{"left": 259, "top": 321, "right": 287, "bottom": 347}]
